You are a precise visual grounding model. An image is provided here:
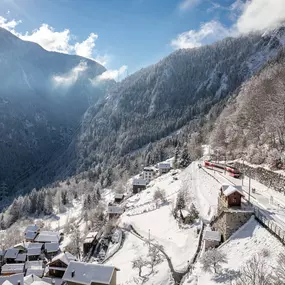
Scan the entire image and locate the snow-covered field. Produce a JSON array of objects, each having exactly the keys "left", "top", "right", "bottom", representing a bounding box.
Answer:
[{"left": 183, "top": 217, "right": 284, "bottom": 285}]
